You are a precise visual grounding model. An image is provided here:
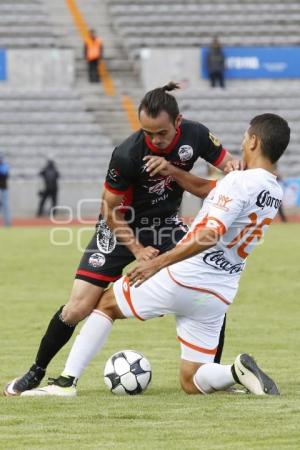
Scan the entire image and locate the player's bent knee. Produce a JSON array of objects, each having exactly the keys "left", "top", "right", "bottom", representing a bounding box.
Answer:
[{"left": 62, "top": 305, "right": 89, "bottom": 325}]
